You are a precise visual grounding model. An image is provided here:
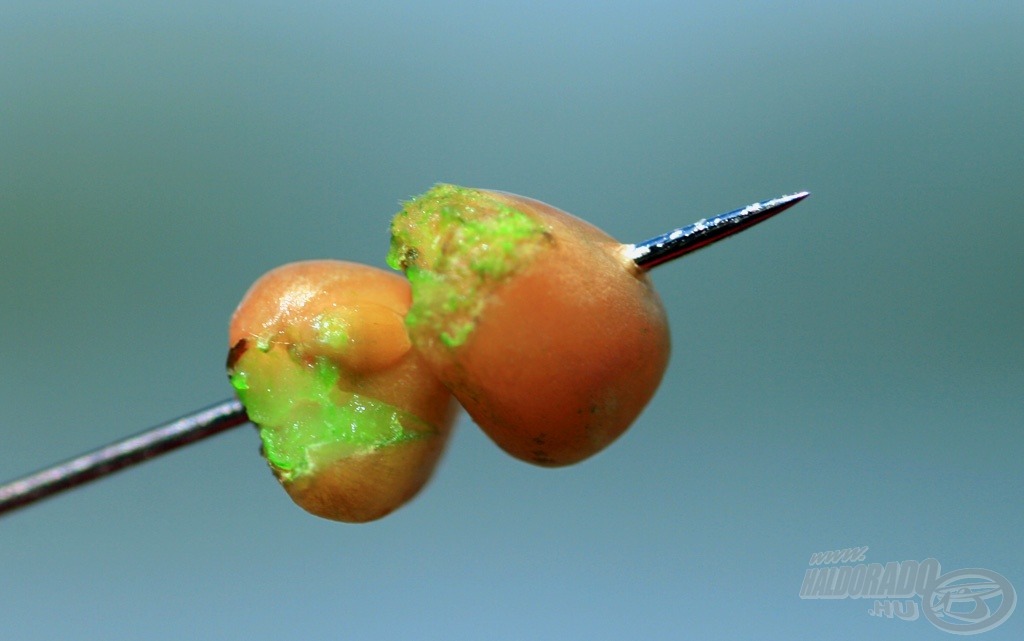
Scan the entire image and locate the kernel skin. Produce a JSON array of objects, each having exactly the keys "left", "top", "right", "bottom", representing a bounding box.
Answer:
[
  {"left": 399, "top": 190, "right": 671, "bottom": 466},
  {"left": 229, "top": 260, "right": 458, "bottom": 522}
]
